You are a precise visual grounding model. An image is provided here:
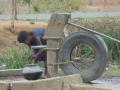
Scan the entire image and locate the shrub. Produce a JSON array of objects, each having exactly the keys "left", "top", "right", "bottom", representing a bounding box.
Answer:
[{"left": 0, "top": 47, "right": 30, "bottom": 69}]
